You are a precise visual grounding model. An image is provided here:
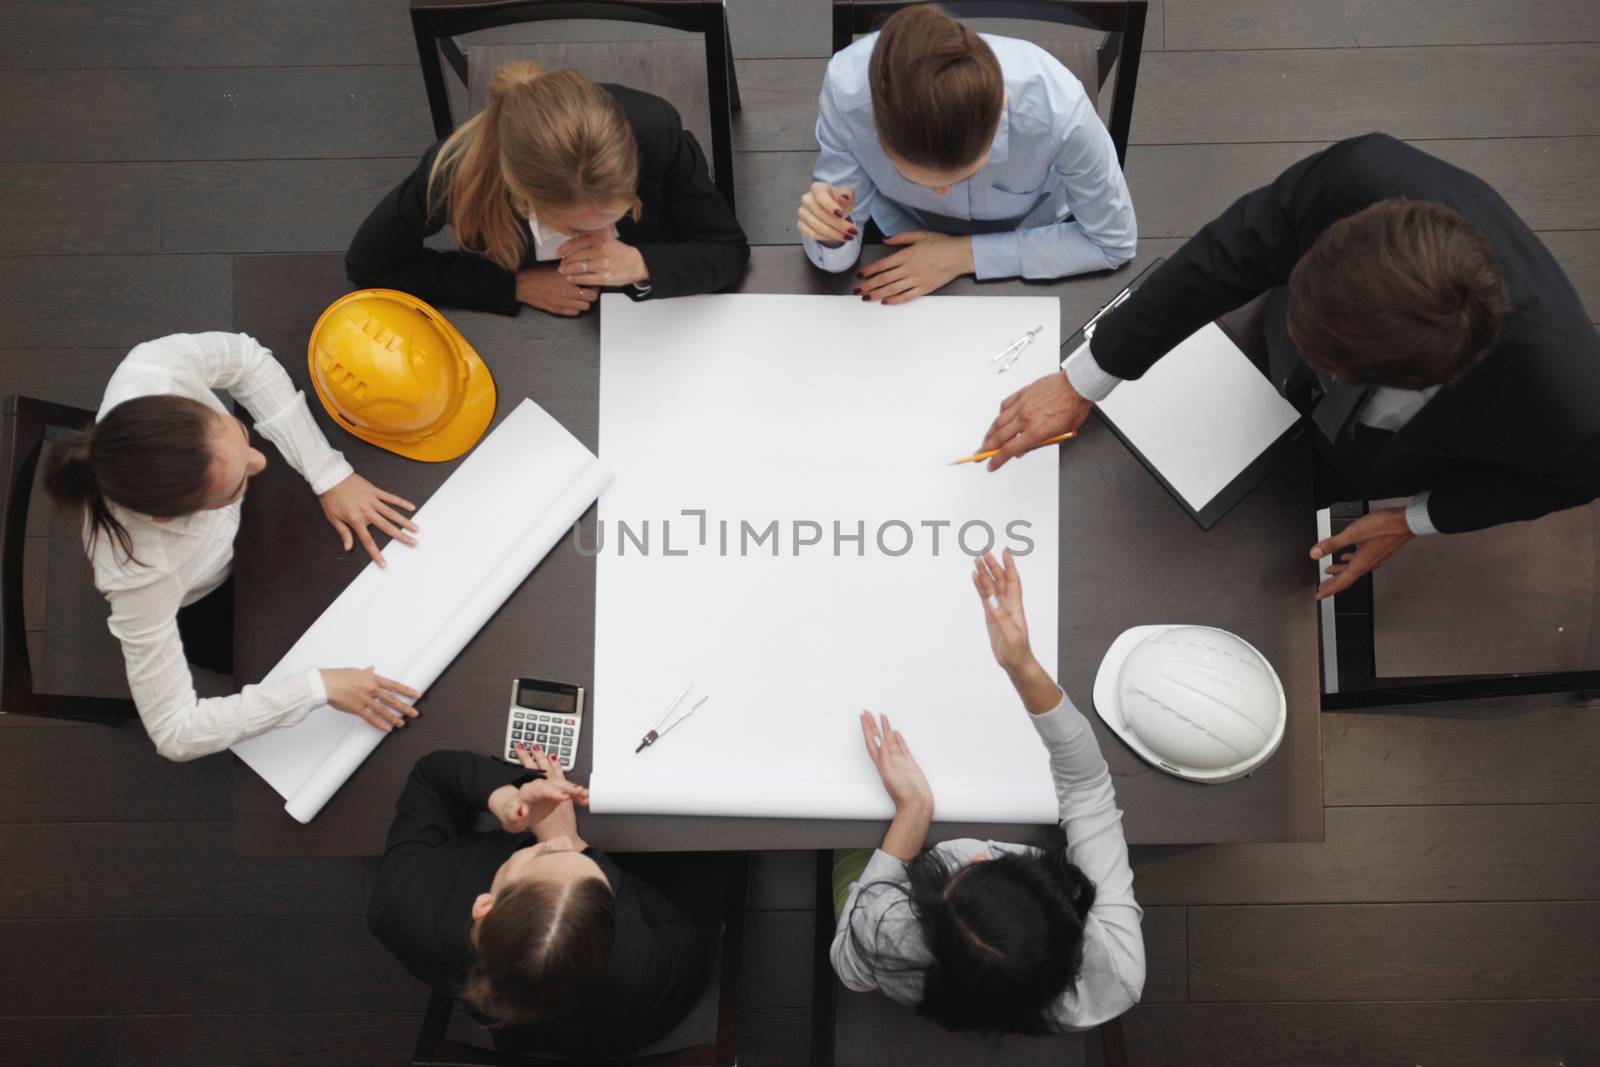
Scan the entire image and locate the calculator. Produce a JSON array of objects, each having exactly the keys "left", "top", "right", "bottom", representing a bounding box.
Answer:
[{"left": 501, "top": 678, "right": 585, "bottom": 772}]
